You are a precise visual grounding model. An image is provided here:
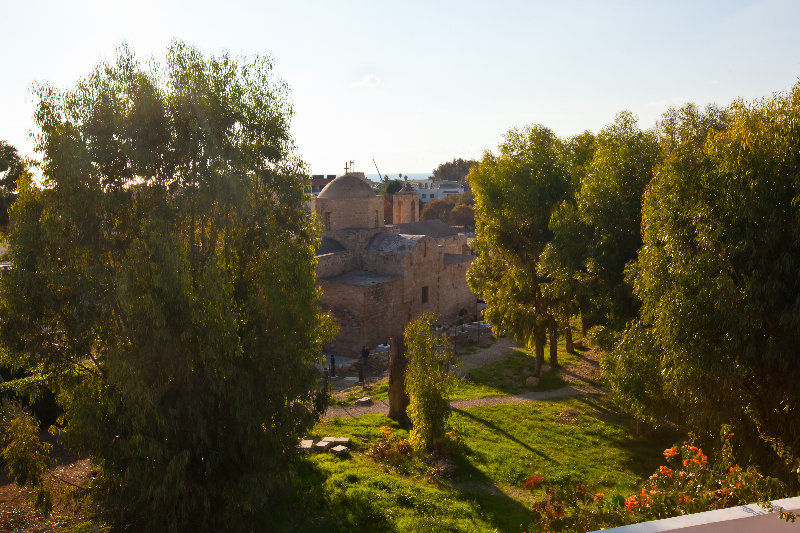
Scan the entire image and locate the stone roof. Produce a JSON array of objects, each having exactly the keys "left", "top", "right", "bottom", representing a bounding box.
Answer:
[
  {"left": 317, "top": 173, "right": 375, "bottom": 199},
  {"left": 393, "top": 219, "right": 458, "bottom": 238},
  {"left": 316, "top": 237, "right": 346, "bottom": 255},
  {"left": 444, "top": 253, "right": 473, "bottom": 266},
  {"left": 367, "top": 232, "right": 425, "bottom": 254},
  {"left": 321, "top": 269, "right": 400, "bottom": 287}
]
